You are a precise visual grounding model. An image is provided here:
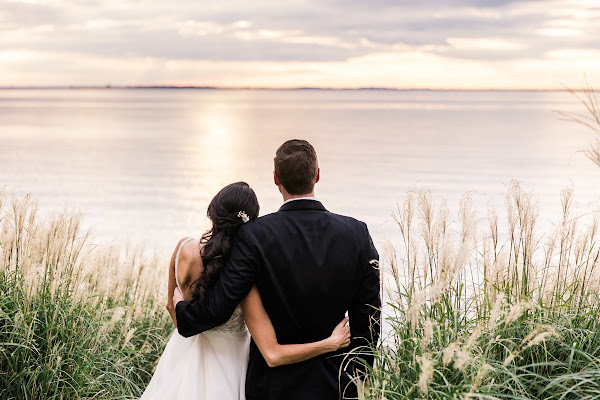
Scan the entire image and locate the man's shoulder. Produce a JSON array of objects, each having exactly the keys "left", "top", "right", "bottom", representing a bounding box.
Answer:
[
  {"left": 255, "top": 208, "right": 367, "bottom": 233},
  {"left": 327, "top": 212, "right": 370, "bottom": 242},
  {"left": 247, "top": 210, "right": 281, "bottom": 228},
  {"left": 234, "top": 211, "right": 279, "bottom": 237},
  {"left": 326, "top": 211, "right": 367, "bottom": 228},
  {"left": 254, "top": 208, "right": 365, "bottom": 225},
  {"left": 236, "top": 208, "right": 371, "bottom": 250}
]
